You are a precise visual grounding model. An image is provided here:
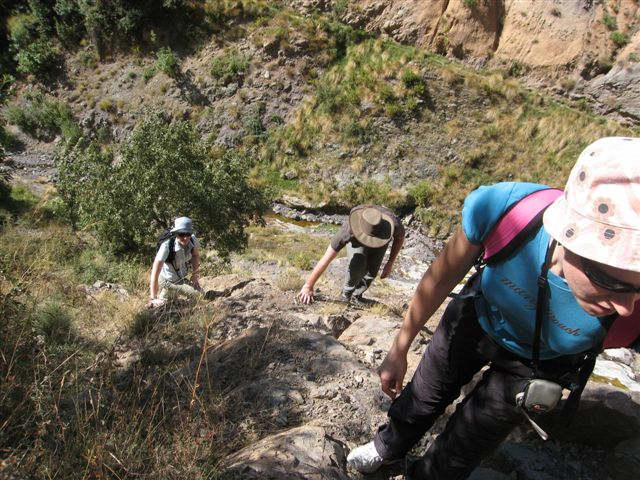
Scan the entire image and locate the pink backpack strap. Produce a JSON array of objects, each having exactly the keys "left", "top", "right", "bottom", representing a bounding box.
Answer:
[{"left": 483, "top": 188, "right": 563, "bottom": 262}]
